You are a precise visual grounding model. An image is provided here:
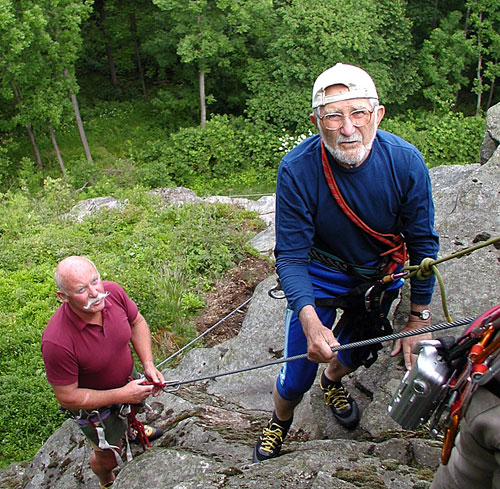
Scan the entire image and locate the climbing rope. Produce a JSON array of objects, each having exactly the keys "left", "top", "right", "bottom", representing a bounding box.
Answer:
[
  {"left": 153, "top": 236, "right": 499, "bottom": 385},
  {"left": 156, "top": 297, "right": 252, "bottom": 369},
  {"left": 157, "top": 316, "right": 475, "bottom": 392},
  {"left": 402, "top": 236, "right": 500, "bottom": 323}
]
